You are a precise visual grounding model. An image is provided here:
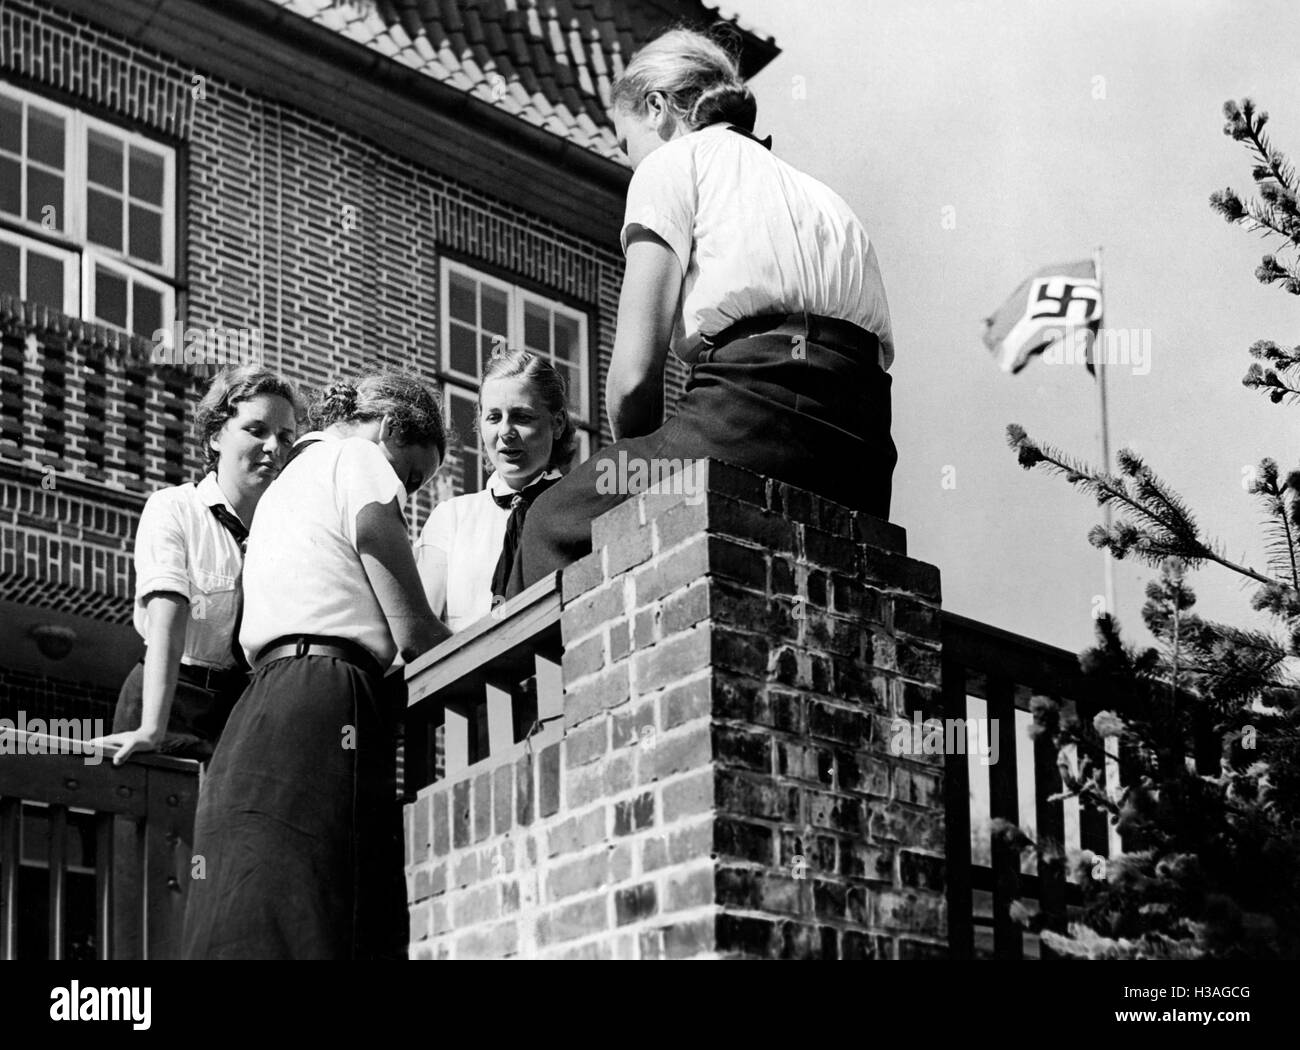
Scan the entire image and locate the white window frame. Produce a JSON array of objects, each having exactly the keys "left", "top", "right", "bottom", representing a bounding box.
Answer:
[
  {"left": 82, "top": 253, "right": 175, "bottom": 340},
  {"left": 0, "top": 227, "right": 79, "bottom": 315},
  {"left": 0, "top": 84, "right": 74, "bottom": 240},
  {"left": 444, "top": 384, "right": 486, "bottom": 492},
  {"left": 440, "top": 259, "right": 592, "bottom": 423},
  {"left": 0, "top": 79, "right": 177, "bottom": 338},
  {"left": 80, "top": 111, "right": 177, "bottom": 280},
  {"left": 439, "top": 259, "right": 594, "bottom": 494}
]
